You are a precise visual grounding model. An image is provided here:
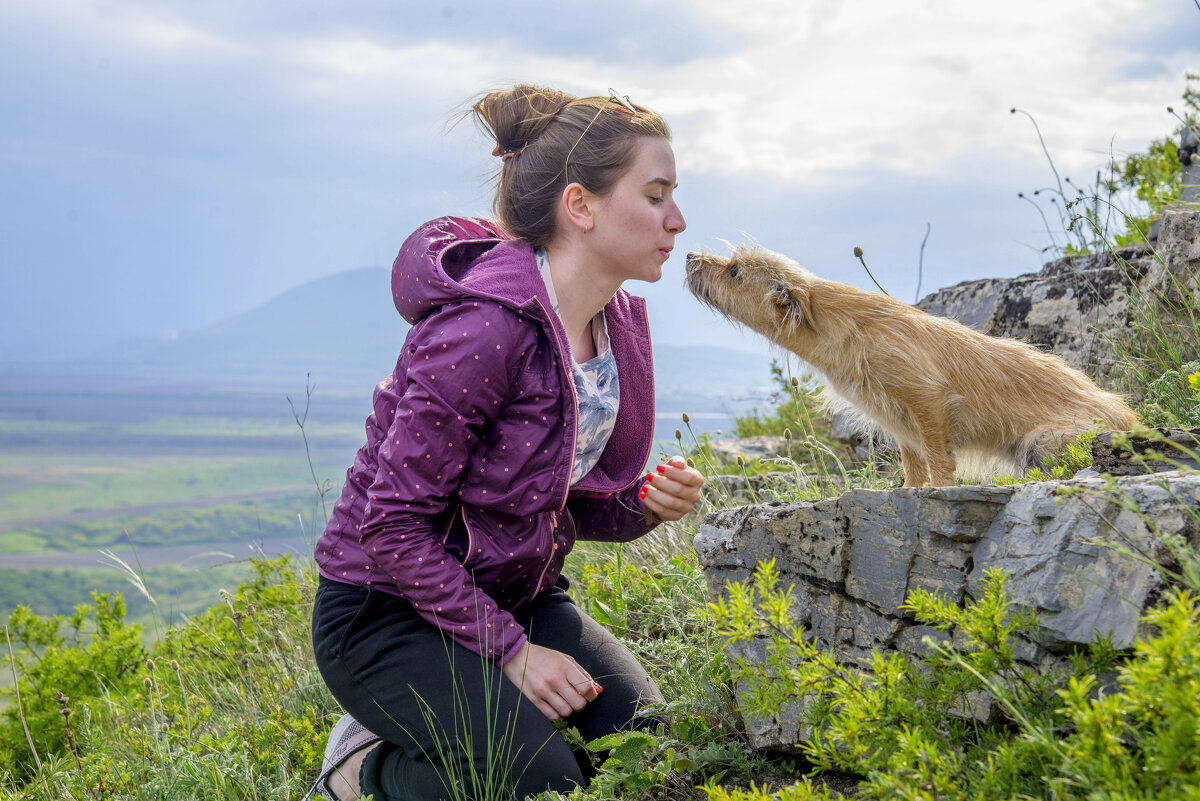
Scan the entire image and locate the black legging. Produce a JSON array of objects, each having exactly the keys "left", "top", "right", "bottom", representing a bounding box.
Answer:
[{"left": 312, "top": 575, "right": 663, "bottom": 800}]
